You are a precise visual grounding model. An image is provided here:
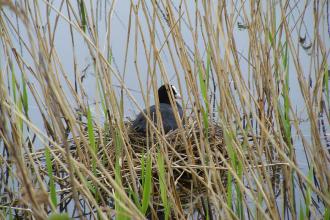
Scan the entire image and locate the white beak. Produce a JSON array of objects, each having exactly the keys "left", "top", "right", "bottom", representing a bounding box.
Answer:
[{"left": 175, "top": 93, "right": 182, "bottom": 99}]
